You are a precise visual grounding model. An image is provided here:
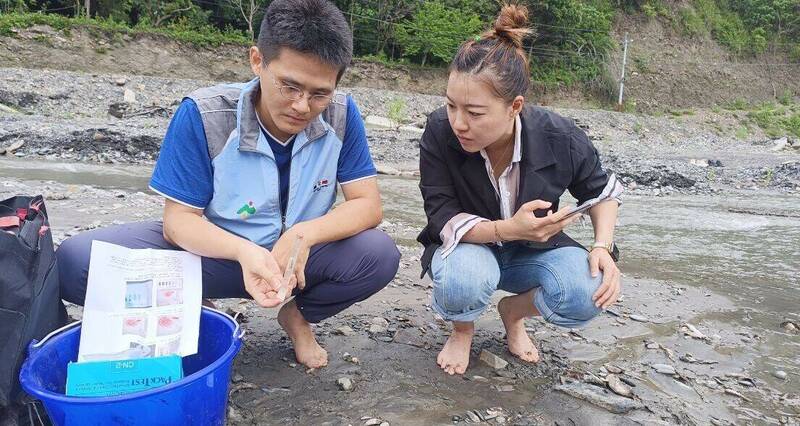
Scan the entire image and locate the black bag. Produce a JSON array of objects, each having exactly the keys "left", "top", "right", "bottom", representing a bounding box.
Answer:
[{"left": 0, "top": 195, "right": 67, "bottom": 409}]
